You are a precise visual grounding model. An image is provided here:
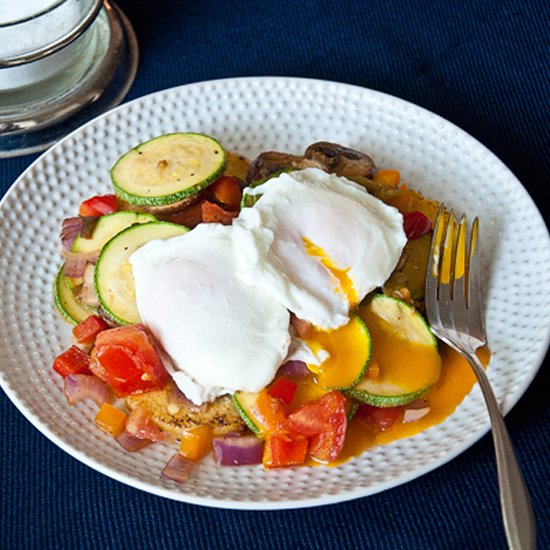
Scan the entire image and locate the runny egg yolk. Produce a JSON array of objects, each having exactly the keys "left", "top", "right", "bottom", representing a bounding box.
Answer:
[
  {"left": 302, "top": 237, "right": 358, "bottom": 306},
  {"left": 304, "top": 317, "right": 370, "bottom": 389}
]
